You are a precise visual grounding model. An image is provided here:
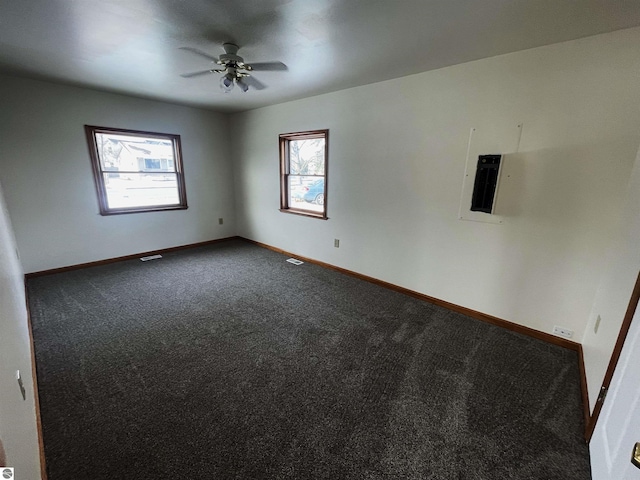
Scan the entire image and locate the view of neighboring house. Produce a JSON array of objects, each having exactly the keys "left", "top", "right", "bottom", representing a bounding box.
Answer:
[{"left": 115, "top": 141, "right": 175, "bottom": 175}]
